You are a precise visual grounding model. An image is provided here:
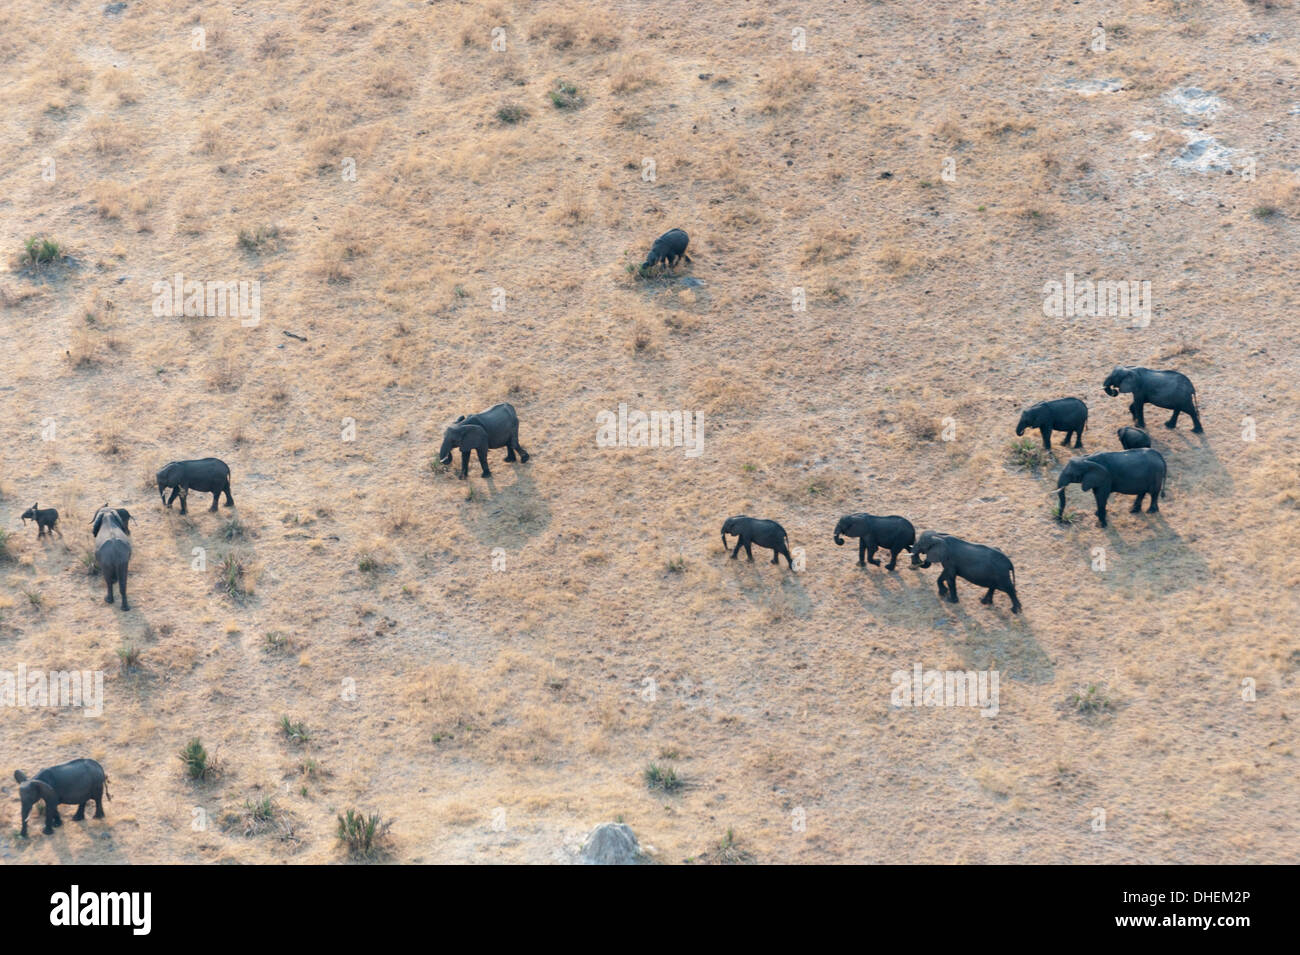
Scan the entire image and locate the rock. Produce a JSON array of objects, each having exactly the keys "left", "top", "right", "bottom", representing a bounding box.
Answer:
[{"left": 580, "top": 822, "right": 644, "bottom": 865}]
